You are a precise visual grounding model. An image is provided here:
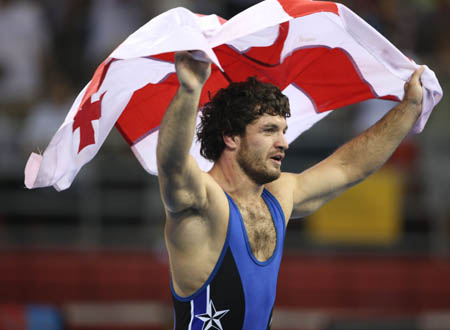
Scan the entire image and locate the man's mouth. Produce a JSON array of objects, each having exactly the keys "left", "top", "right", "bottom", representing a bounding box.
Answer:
[{"left": 270, "top": 154, "right": 284, "bottom": 164}]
